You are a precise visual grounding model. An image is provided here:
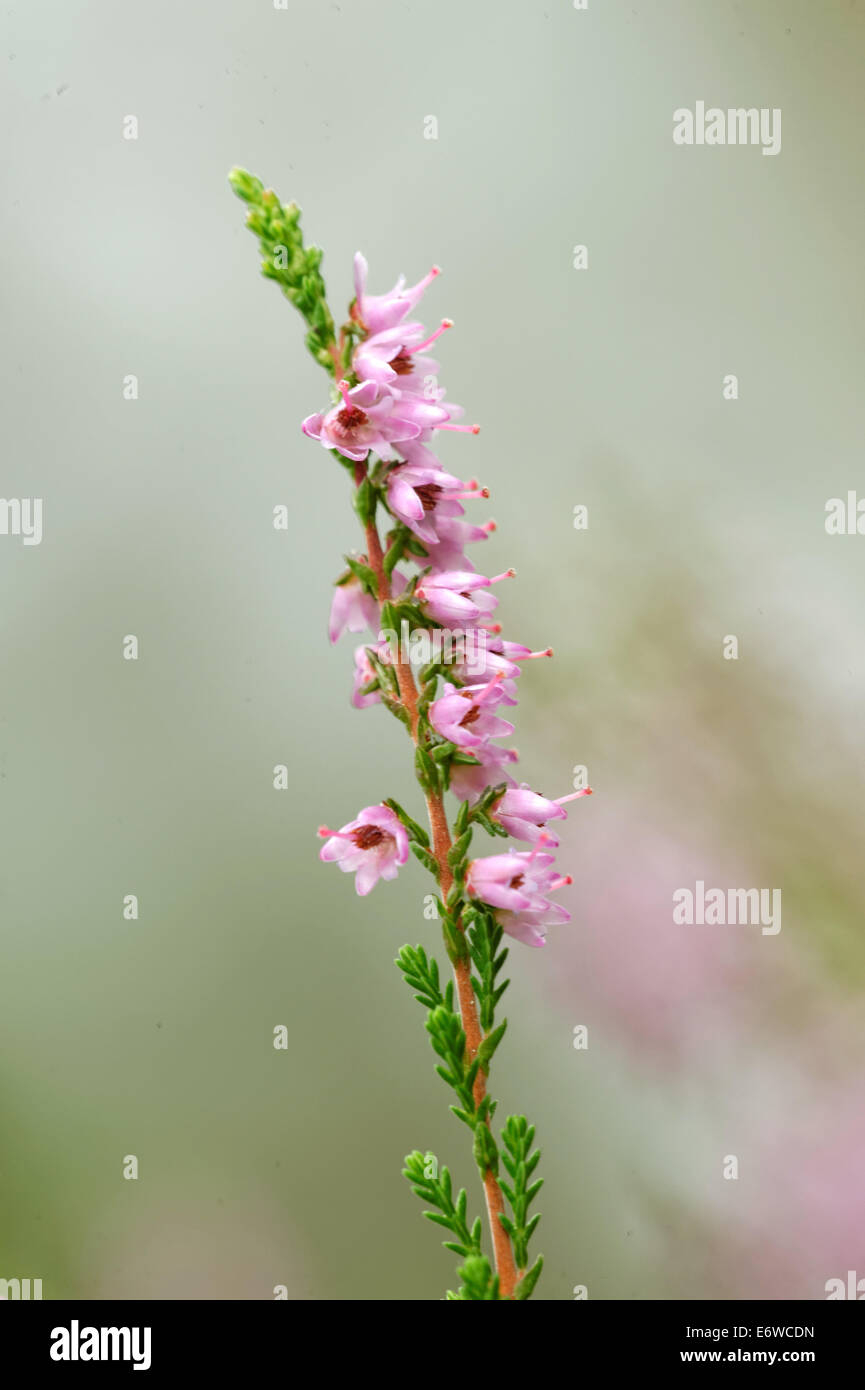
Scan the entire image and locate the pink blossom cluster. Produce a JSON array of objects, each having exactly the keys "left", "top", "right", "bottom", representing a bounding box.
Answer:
[{"left": 314, "top": 256, "right": 590, "bottom": 942}]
